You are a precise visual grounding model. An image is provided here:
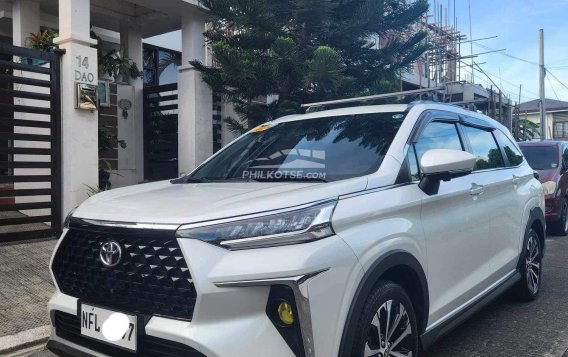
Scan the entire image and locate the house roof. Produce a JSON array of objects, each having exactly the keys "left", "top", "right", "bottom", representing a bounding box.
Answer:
[{"left": 519, "top": 98, "right": 568, "bottom": 113}]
